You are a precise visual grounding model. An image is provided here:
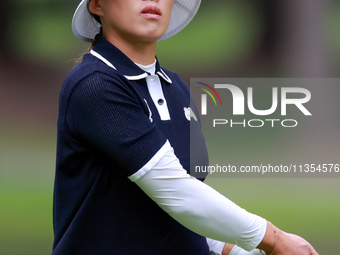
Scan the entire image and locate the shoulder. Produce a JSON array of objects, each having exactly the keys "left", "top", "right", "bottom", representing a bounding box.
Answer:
[
  {"left": 63, "top": 54, "right": 123, "bottom": 89},
  {"left": 61, "top": 54, "right": 134, "bottom": 99},
  {"left": 159, "top": 66, "right": 190, "bottom": 93},
  {"left": 159, "top": 66, "right": 184, "bottom": 83}
]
